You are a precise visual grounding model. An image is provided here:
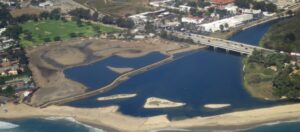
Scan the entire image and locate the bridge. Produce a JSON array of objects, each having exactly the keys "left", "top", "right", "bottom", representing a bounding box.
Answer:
[{"left": 169, "top": 31, "right": 275, "bottom": 55}]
